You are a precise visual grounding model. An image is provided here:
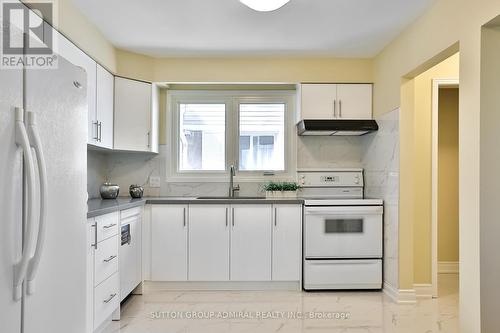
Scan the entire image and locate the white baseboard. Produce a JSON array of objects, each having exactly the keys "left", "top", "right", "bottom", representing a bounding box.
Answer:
[
  {"left": 438, "top": 261, "right": 459, "bottom": 274},
  {"left": 383, "top": 282, "right": 417, "bottom": 304},
  {"left": 413, "top": 284, "right": 433, "bottom": 298}
]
